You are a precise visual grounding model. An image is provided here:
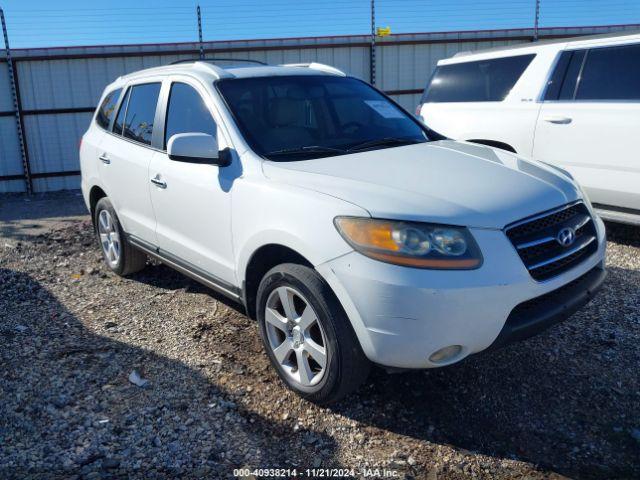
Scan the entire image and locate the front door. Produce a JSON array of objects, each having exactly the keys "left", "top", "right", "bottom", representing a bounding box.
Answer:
[{"left": 148, "top": 80, "right": 236, "bottom": 287}]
